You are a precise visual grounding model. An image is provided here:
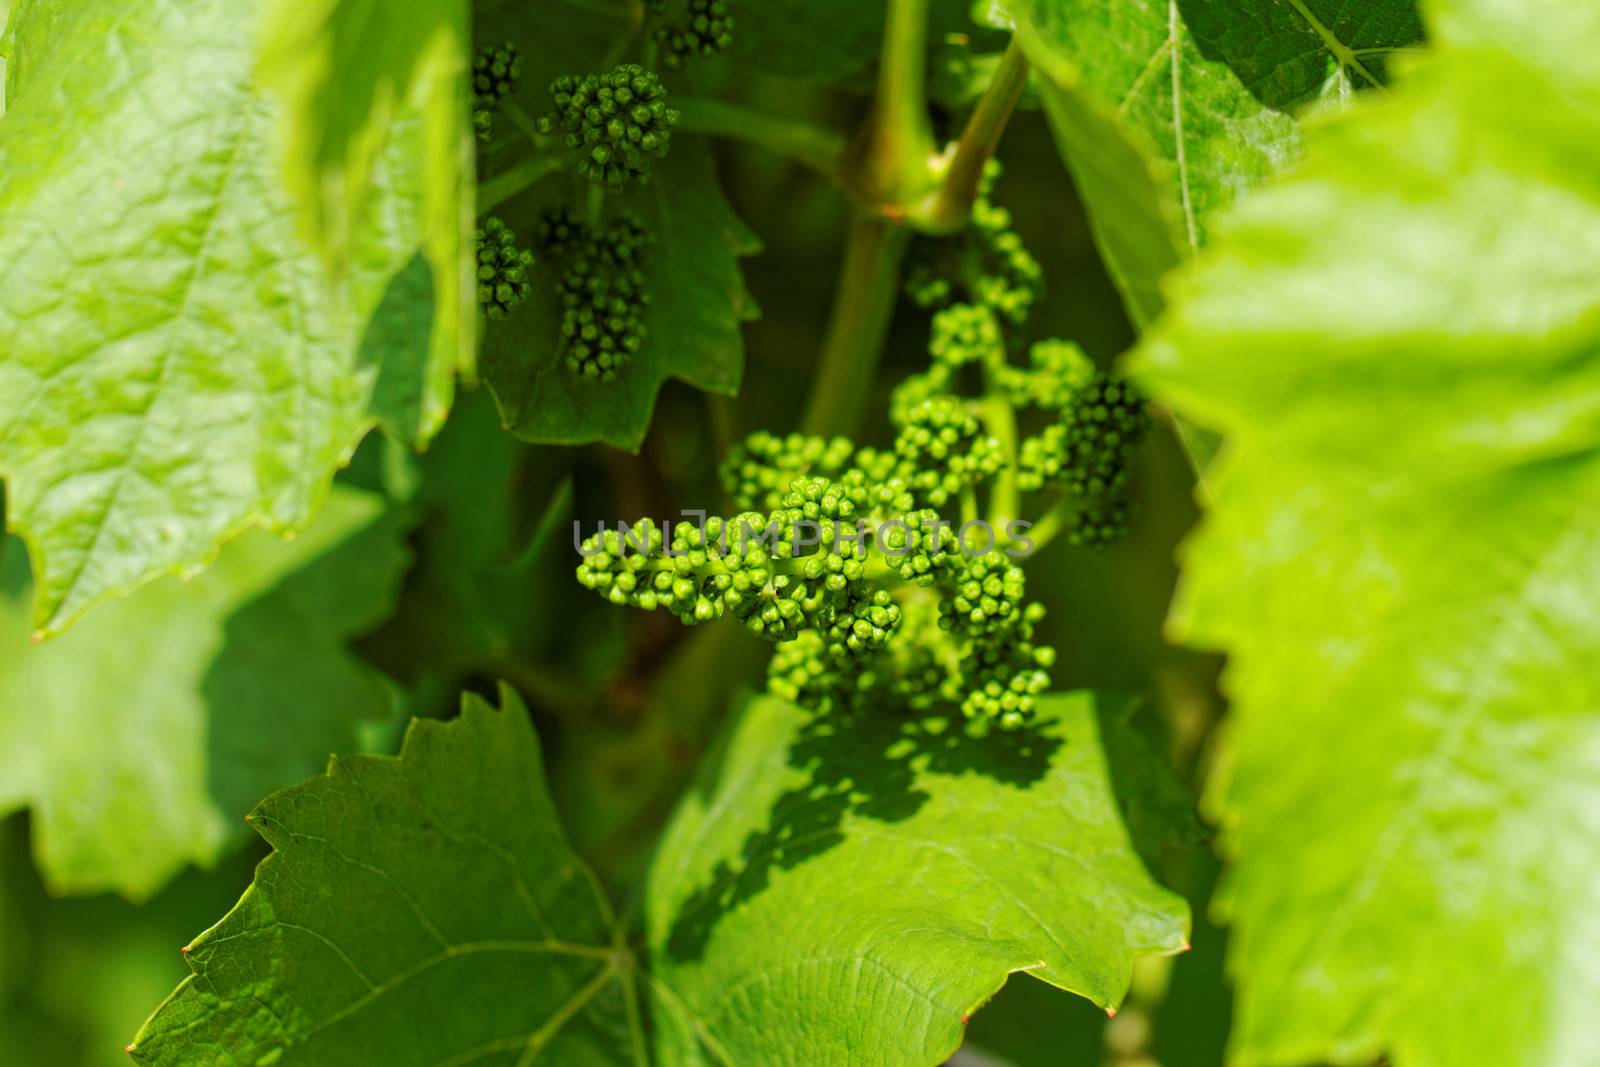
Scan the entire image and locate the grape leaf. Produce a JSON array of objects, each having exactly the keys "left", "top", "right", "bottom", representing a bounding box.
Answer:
[
  {"left": 0, "top": 820, "right": 263, "bottom": 1067},
  {"left": 129, "top": 688, "right": 647, "bottom": 1066},
  {"left": 258, "top": 0, "right": 475, "bottom": 439},
  {"left": 482, "top": 140, "right": 760, "bottom": 450},
  {"left": 645, "top": 692, "right": 1191, "bottom": 1066},
  {"left": 0, "top": 0, "right": 445, "bottom": 634},
  {"left": 0, "top": 487, "right": 406, "bottom": 900},
  {"left": 0, "top": 0, "right": 11, "bottom": 115},
  {"left": 1002, "top": 0, "right": 1420, "bottom": 327},
  {"left": 1132, "top": 2, "right": 1600, "bottom": 1063}
]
